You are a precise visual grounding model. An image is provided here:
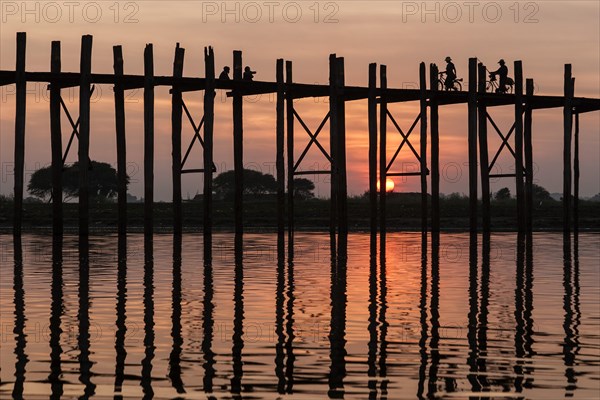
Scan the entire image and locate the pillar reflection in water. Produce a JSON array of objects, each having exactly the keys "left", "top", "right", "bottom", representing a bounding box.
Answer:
[
  {"left": 168, "top": 234, "right": 185, "bottom": 393},
  {"left": 141, "top": 234, "right": 155, "bottom": 399},
  {"left": 202, "top": 234, "right": 216, "bottom": 393},
  {"left": 231, "top": 232, "right": 245, "bottom": 394},
  {"left": 328, "top": 233, "right": 348, "bottom": 398},
  {"left": 563, "top": 232, "right": 581, "bottom": 396},
  {"left": 368, "top": 232, "right": 388, "bottom": 399},
  {"left": 49, "top": 234, "right": 64, "bottom": 400},
  {"left": 114, "top": 234, "right": 127, "bottom": 397},
  {"left": 513, "top": 232, "right": 535, "bottom": 392},
  {"left": 78, "top": 237, "right": 95, "bottom": 398},
  {"left": 12, "top": 234, "right": 27, "bottom": 400}
]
